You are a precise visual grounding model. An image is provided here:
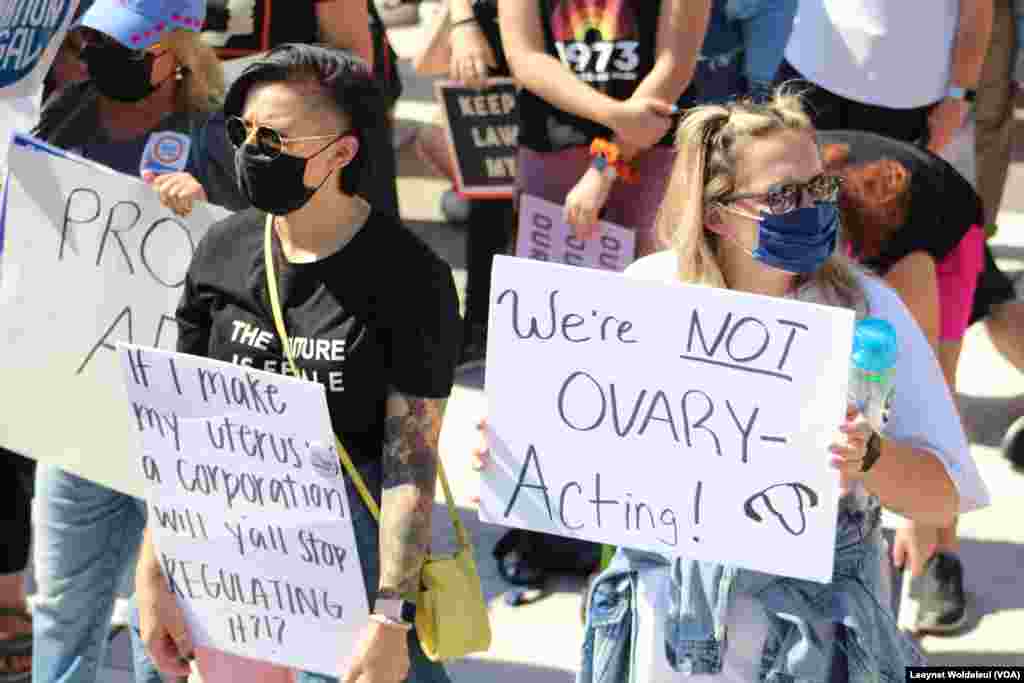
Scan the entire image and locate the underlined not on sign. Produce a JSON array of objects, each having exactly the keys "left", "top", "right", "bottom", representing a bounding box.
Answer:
[{"left": 678, "top": 354, "right": 794, "bottom": 382}]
